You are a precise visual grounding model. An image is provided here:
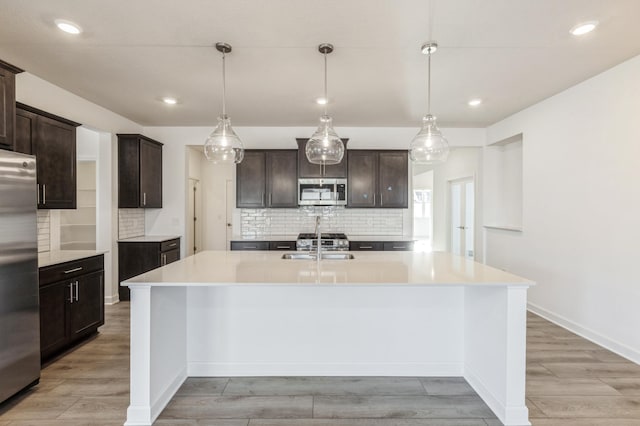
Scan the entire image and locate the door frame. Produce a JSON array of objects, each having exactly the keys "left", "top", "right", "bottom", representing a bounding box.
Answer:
[{"left": 447, "top": 175, "right": 476, "bottom": 258}]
